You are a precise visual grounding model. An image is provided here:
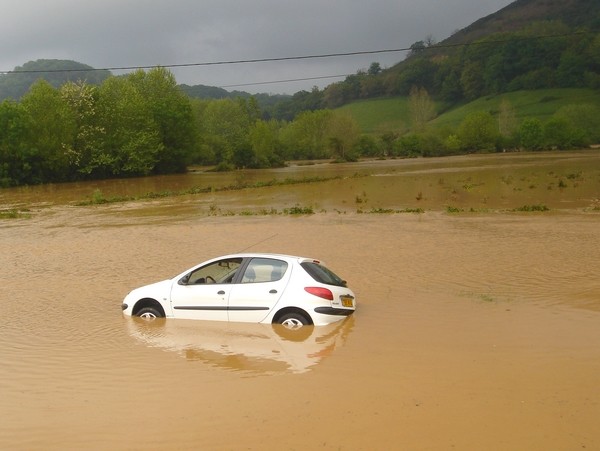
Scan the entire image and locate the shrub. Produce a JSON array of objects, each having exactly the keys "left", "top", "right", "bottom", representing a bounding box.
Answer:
[
  {"left": 457, "top": 111, "right": 499, "bottom": 152},
  {"left": 519, "top": 118, "right": 544, "bottom": 150}
]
